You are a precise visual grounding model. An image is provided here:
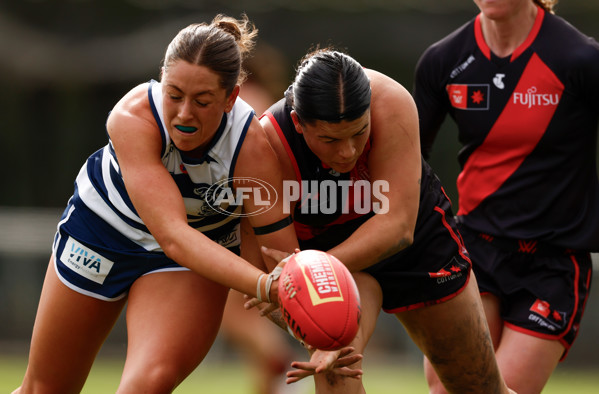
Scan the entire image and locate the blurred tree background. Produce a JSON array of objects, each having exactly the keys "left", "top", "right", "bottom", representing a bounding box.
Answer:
[
  {"left": 0, "top": 0, "right": 598, "bottom": 373},
  {"left": 1, "top": 0, "right": 598, "bottom": 207}
]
